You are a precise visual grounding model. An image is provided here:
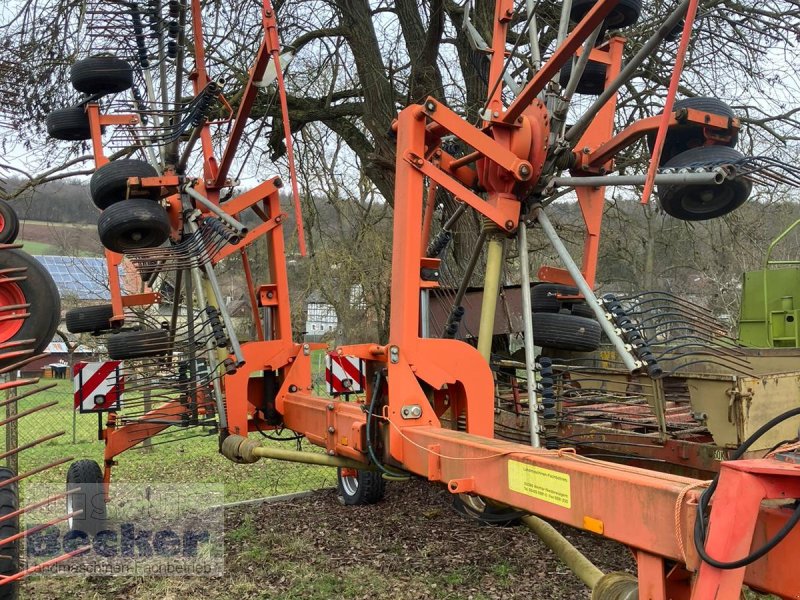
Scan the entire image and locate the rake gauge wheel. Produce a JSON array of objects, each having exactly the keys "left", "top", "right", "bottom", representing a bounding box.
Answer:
[
  {"left": 337, "top": 467, "right": 385, "bottom": 505},
  {"left": 649, "top": 97, "right": 738, "bottom": 165},
  {"left": 66, "top": 459, "right": 107, "bottom": 536},
  {"left": 657, "top": 145, "right": 751, "bottom": 221},
  {"left": 106, "top": 329, "right": 170, "bottom": 360},
  {"left": 46, "top": 106, "right": 92, "bottom": 141},
  {"left": 532, "top": 285, "right": 597, "bottom": 320},
  {"left": 98, "top": 199, "right": 171, "bottom": 254},
  {"left": 532, "top": 312, "right": 601, "bottom": 352},
  {"left": 532, "top": 284, "right": 579, "bottom": 312},
  {"left": 559, "top": 59, "right": 607, "bottom": 95},
  {"left": 70, "top": 55, "right": 134, "bottom": 96},
  {"left": 571, "top": 0, "right": 642, "bottom": 30},
  {"left": 66, "top": 304, "right": 114, "bottom": 334},
  {"left": 0, "top": 200, "right": 20, "bottom": 244},
  {"left": 569, "top": 302, "right": 596, "bottom": 319},
  {"left": 90, "top": 159, "right": 160, "bottom": 209}
]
